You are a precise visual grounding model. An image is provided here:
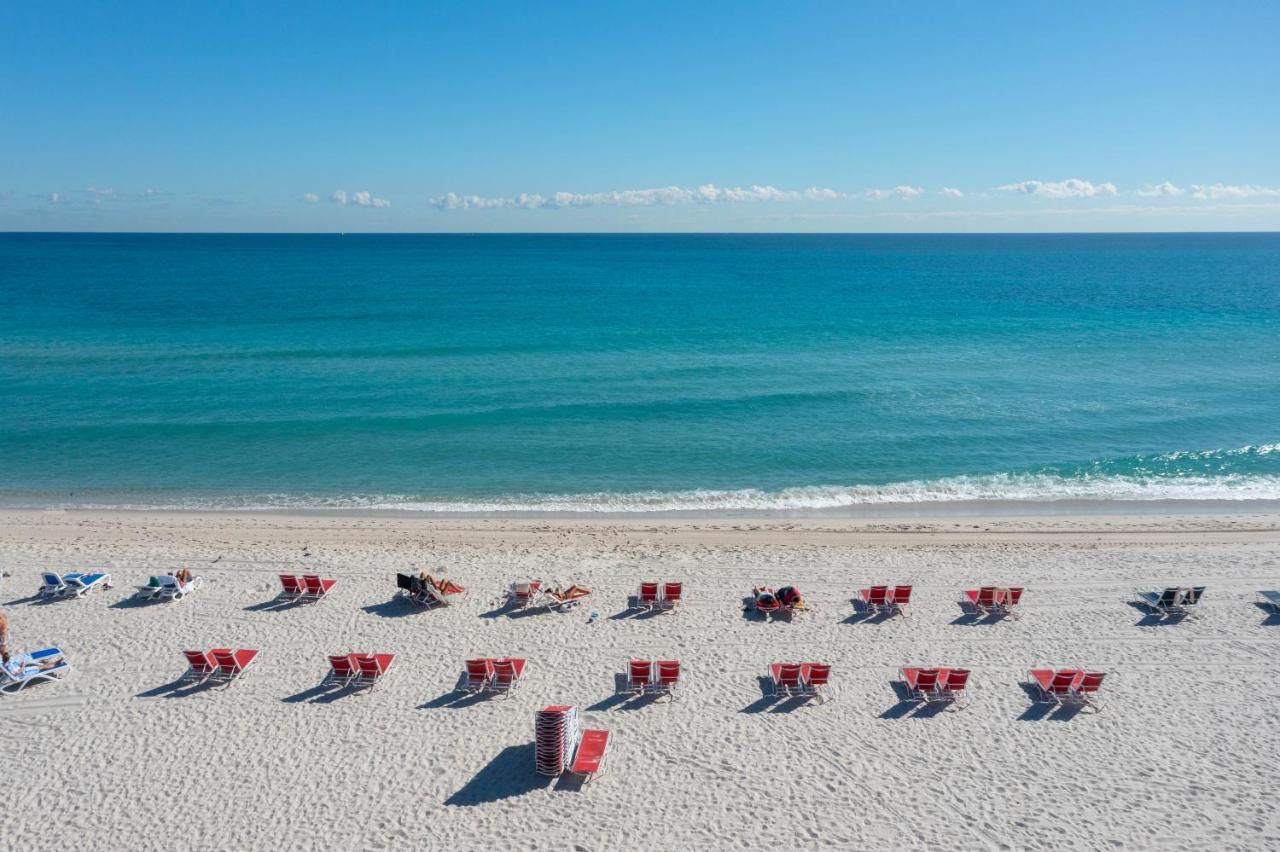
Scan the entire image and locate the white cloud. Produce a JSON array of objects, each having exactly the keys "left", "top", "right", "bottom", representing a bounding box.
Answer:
[
  {"left": 866, "top": 185, "right": 924, "bottom": 200},
  {"left": 939, "top": 187, "right": 964, "bottom": 198},
  {"left": 1190, "top": 183, "right": 1280, "bottom": 200},
  {"left": 330, "top": 189, "right": 390, "bottom": 208},
  {"left": 431, "top": 183, "right": 849, "bottom": 211},
  {"left": 1136, "top": 181, "right": 1184, "bottom": 197},
  {"left": 48, "top": 192, "right": 60, "bottom": 204},
  {"left": 996, "top": 178, "right": 1118, "bottom": 199},
  {"left": 302, "top": 193, "right": 320, "bottom": 203}
]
